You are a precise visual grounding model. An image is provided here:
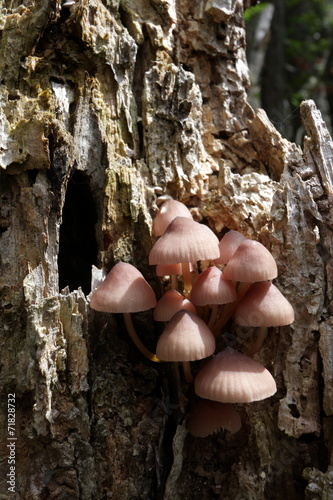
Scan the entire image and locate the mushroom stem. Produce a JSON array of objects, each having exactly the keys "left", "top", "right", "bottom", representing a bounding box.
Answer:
[
  {"left": 202, "top": 305, "right": 210, "bottom": 323},
  {"left": 123, "top": 313, "right": 161, "bottom": 363},
  {"left": 181, "top": 262, "right": 192, "bottom": 296},
  {"left": 212, "top": 282, "right": 251, "bottom": 335},
  {"left": 208, "top": 304, "right": 219, "bottom": 330},
  {"left": 171, "top": 274, "right": 178, "bottom": 290},
  {"left": 182, "top": 361, "right": 193, "bottom": 383},
  {"left": 246, "top": 326, "right": 268, "bottom": 357}
]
